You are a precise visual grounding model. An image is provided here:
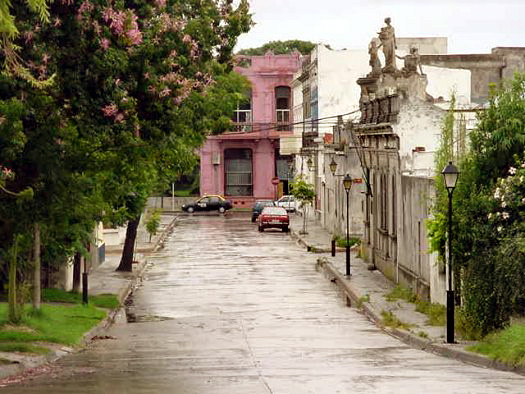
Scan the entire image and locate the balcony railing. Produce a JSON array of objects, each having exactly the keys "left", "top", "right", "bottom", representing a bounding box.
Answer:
[{"left": 229, "top": 122, "right": 294, "bottom": 133}]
